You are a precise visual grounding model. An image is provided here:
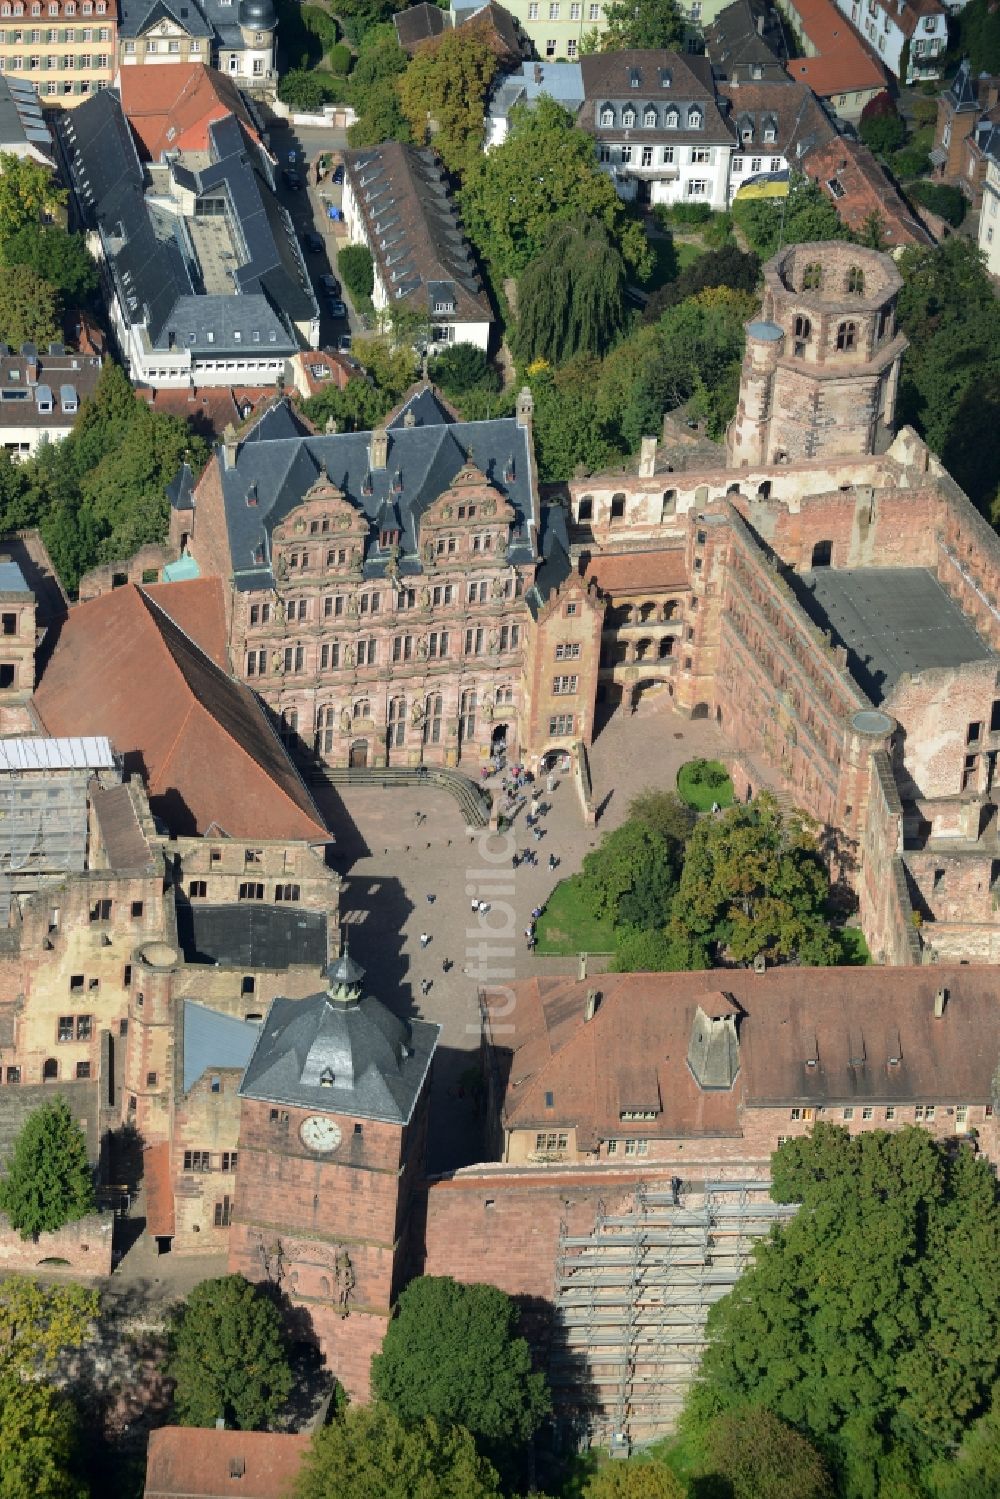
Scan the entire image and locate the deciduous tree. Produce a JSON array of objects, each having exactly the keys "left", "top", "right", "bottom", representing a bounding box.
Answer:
[
  {"left": 346, "top": 26, "right": 410, "bottom": 147},
  {"left": 0, "top": 1276, "right": 97, "bottom": 1376},
  {"left": 369, "top": 1276, "right": 550, "bottom": 1453},
  {"left": 337, "top": 244, "right": 374, "bottom": 303},
  {"left": 166, "top": 1274, "right": 293, "bottom": 1430},
  {"left": 732, "top": 171, "right": 844, "bottom": 259},
  {"left": 580, "top": 818, "right": 683, "bottom": 931},
  {"left": 0, "top": 264, "right": 60, "bottom": 350},
  {"left": 397, "top": 24, "right": 497, "bottom": 175},
  {"left": 0, "top": 226, "right": 97, "bottom": 305},
  {"left": 0, "top": 153, "right": 66, "bottom": 238},
  {"left": 0, "top": 1376, "right": 87, "bottom": 1499},
  {"left": 700, "top": 1406, "right": 833, "bottom": 1499},
  {"left": 668, "top": 793, "right": 840, "bottom": 965},
  {"left": 599, "top": 0, "right": 684, "bottom": 49},
  {"left": 460, "top": 98, "right": 652, "bottom": 279},
  {"left": 296, "top": 1406, "right": 502, "bottom": 1499},
  {"left": 686, "top": 1126, "right": 1000, "bottom": 1498},
  {"left": 427, "top": 342, "right": 499, "bottom": 398},
  {"left": 516, "top": 219, "right": 627, "bottom": 365},
  {"left": 583, "top": 1462, "right": 683, "bottom": 1498},
  {"left": 627, "top": 789, "right": 697, "bottom": 844},
  {"left": 0, "top": 1098, "right": 95, "bottom": 1239},
  {"left": 301, "top": 376, "right": 389, "bottom": 433}
]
